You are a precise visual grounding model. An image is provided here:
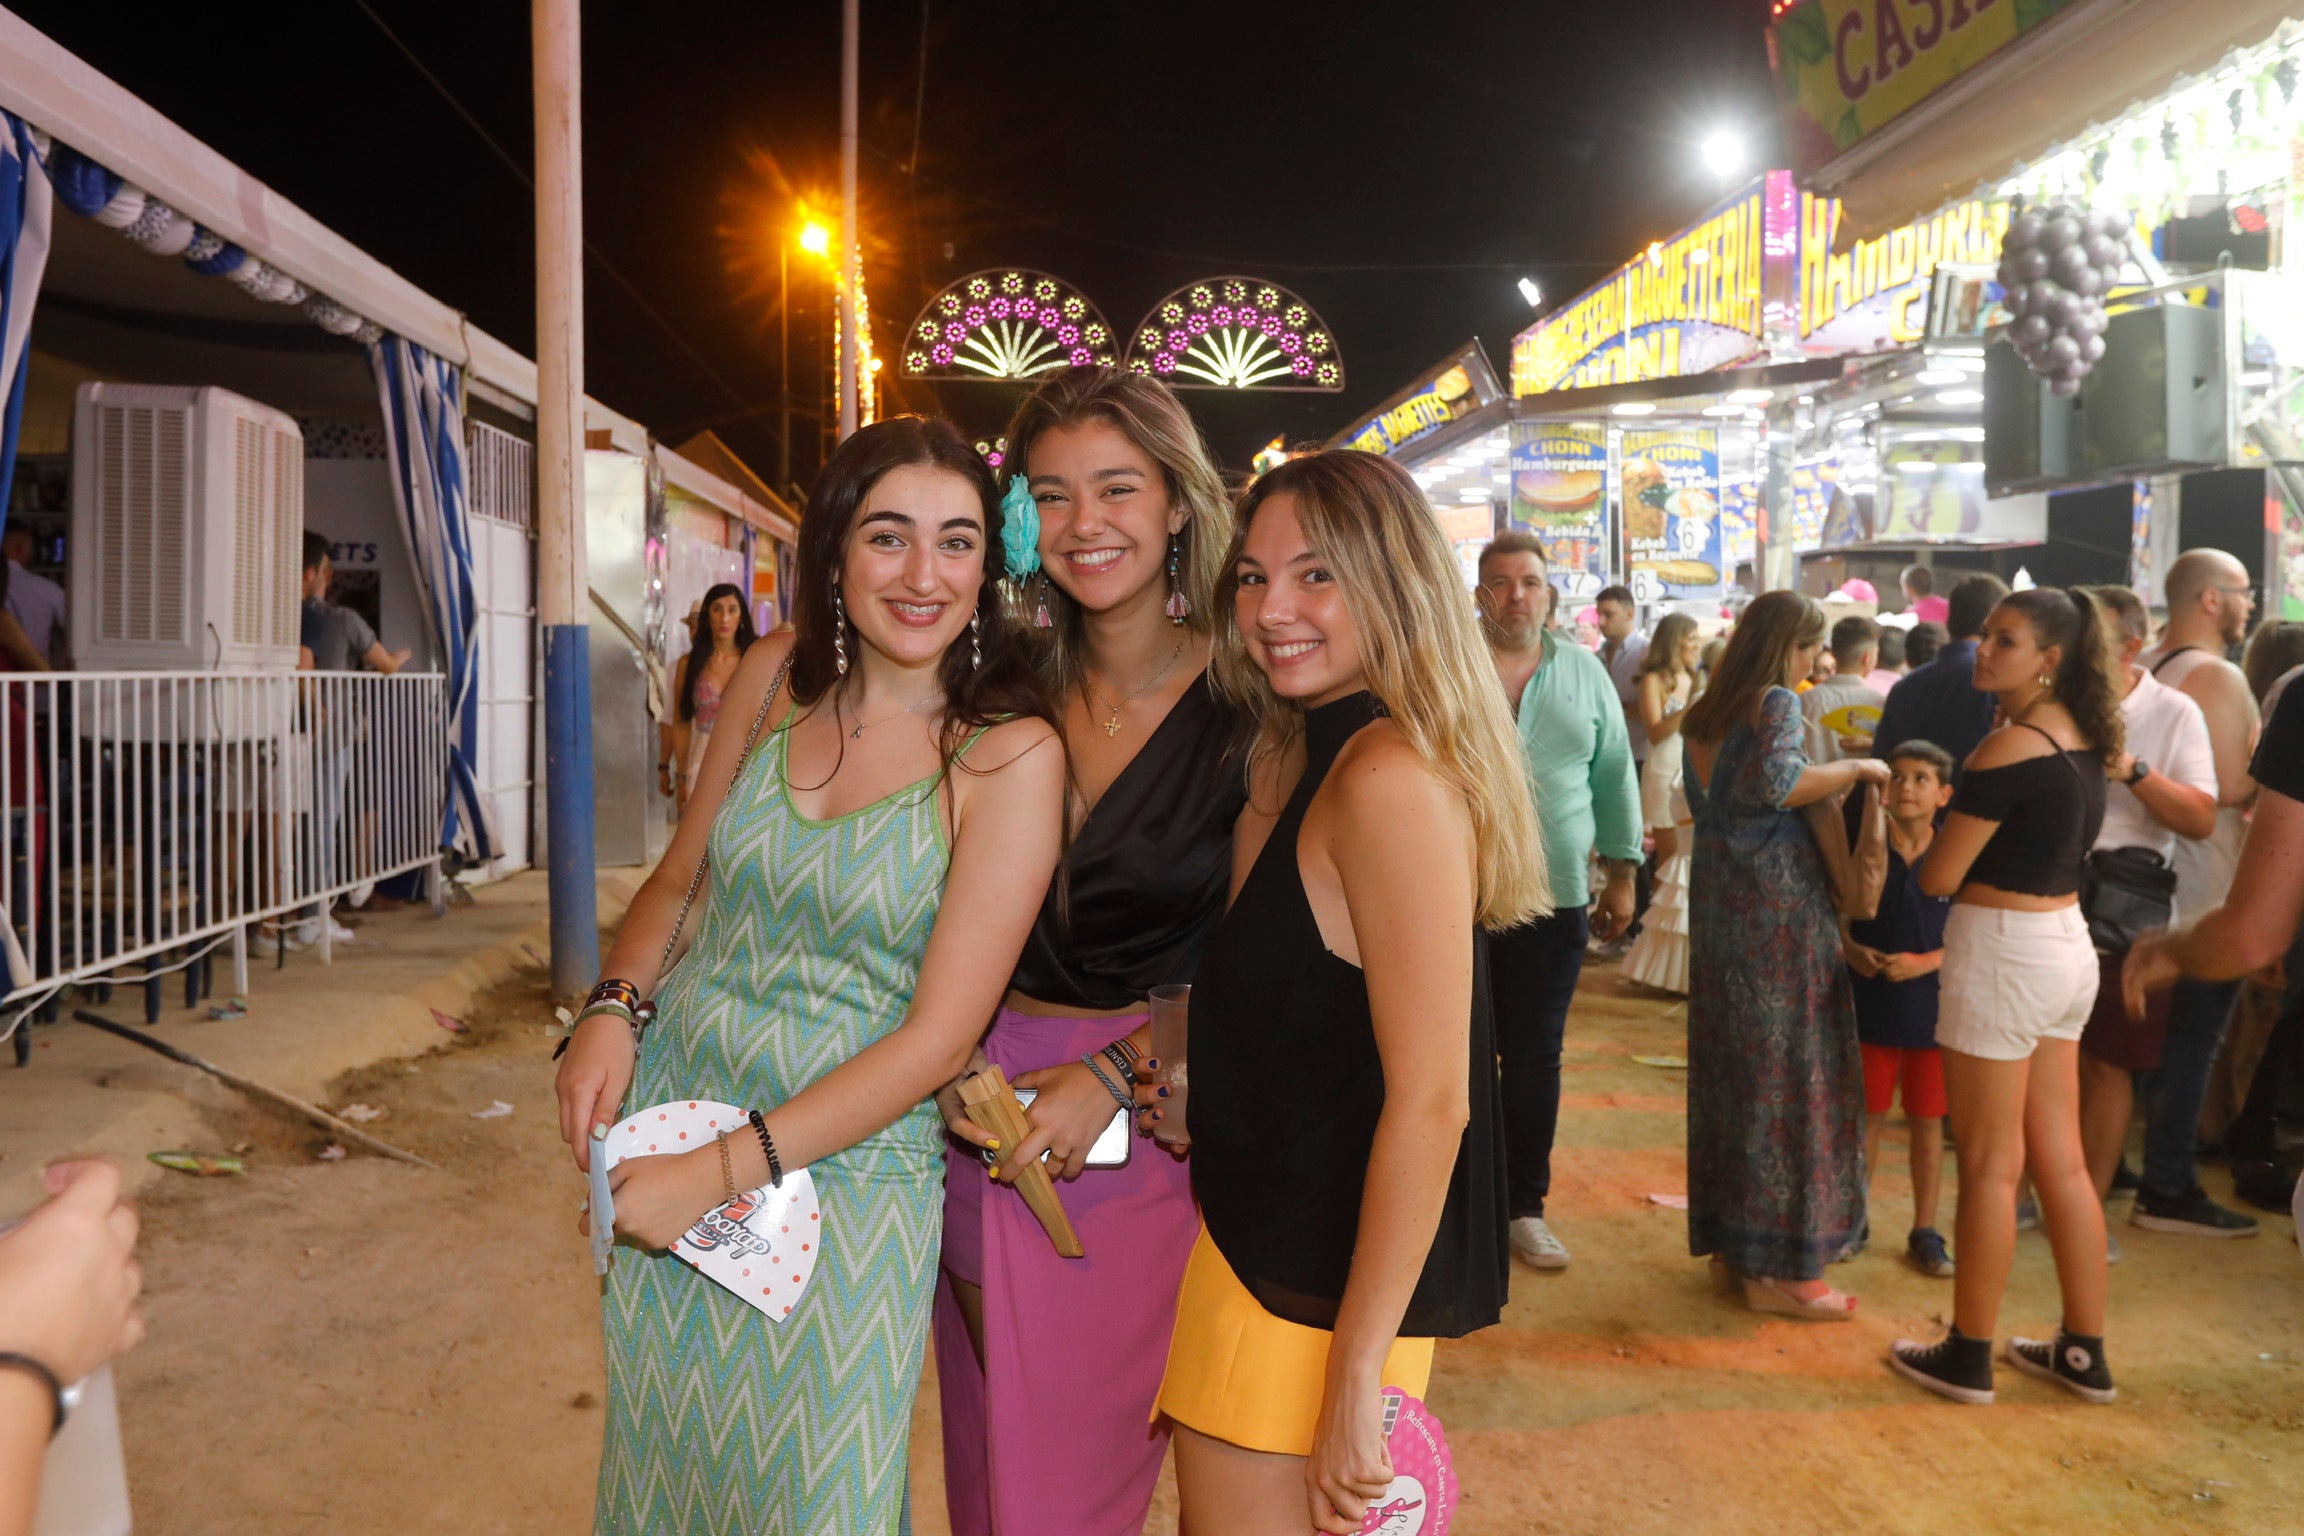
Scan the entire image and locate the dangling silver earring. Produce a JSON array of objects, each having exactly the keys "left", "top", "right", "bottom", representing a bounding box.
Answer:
[
  {"left": 970, "top": 611, "right": 983, "bottom": 671},
  {"left": 833, "top": 584, "right": 849, "bottom": 677},
  {"left": 1163, "top": 535, "right": 1190, "bottom": 625}
]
